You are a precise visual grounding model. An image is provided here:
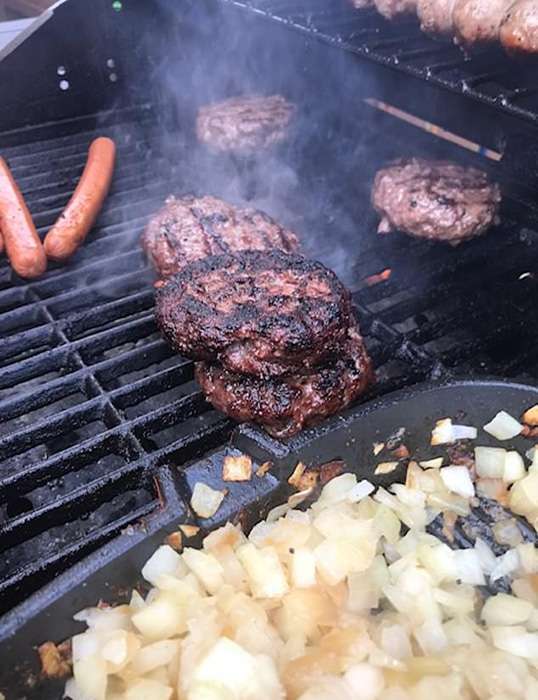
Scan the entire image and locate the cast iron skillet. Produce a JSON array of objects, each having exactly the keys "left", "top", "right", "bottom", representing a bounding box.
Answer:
[{"left": 1, "top": 378, "right": 538, "bottom": 699}]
